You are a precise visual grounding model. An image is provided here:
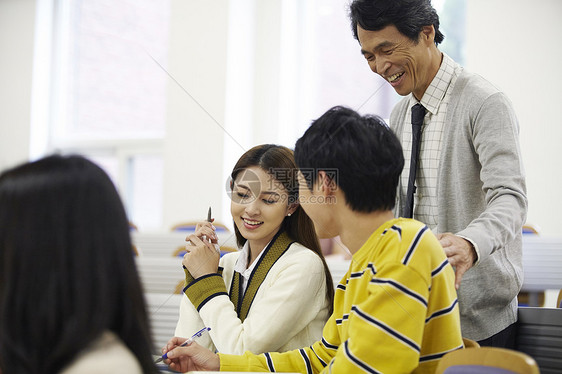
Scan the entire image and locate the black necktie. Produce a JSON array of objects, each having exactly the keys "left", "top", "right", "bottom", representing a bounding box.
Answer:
[{"left": 403, "top": 103, "right": 426, "bottom": 218}]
